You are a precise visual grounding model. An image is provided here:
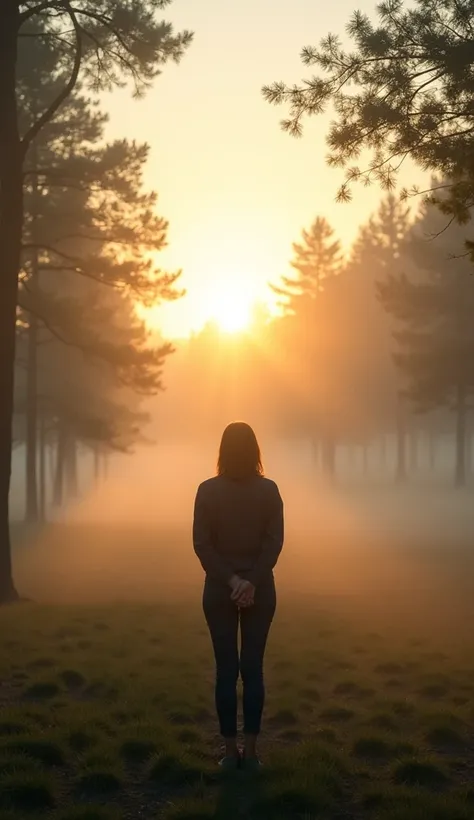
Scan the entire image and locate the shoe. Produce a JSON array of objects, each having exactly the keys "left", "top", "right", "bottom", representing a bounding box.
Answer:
[
  {"left": 218, "top": 755, "right": 240, "bottom": 772},
  {"left": 241, "top": 754, "right": 262, "bottom": 773}
]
